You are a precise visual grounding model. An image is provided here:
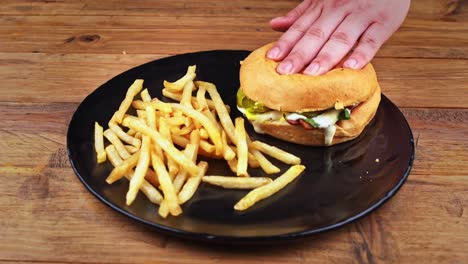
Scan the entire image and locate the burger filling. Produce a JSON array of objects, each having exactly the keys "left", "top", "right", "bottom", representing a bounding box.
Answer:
[{"left": 237, "top": 89, "right": 353, "bottom": 145}]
